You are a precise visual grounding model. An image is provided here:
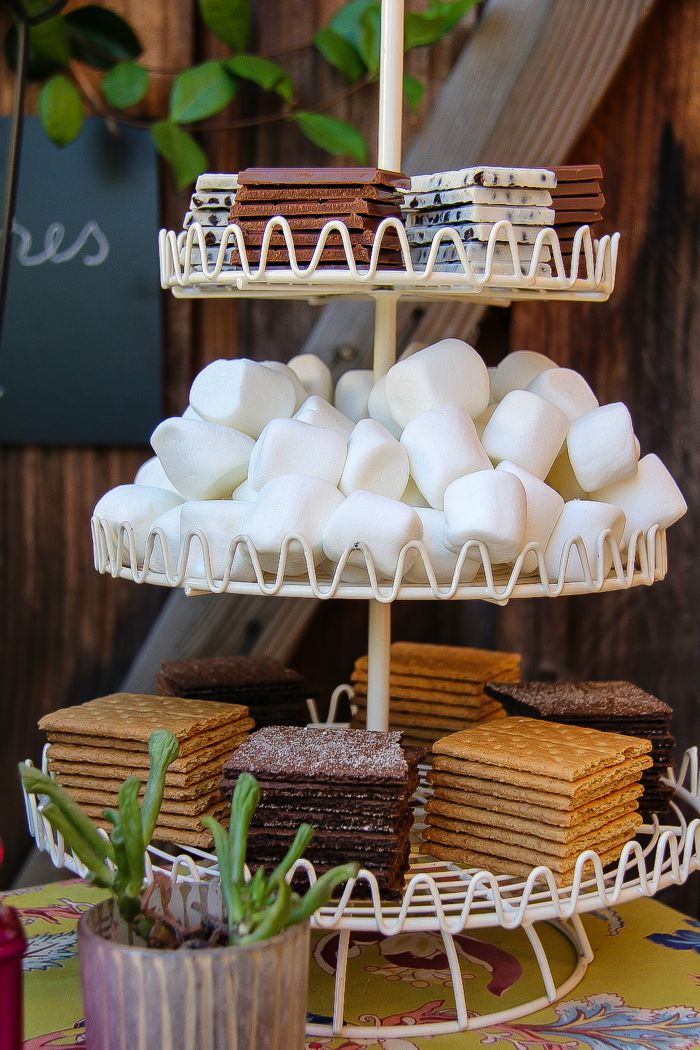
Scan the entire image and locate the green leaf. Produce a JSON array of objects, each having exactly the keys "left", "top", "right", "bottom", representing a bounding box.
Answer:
[
  {"left": 225, "top": 54, "right": 293, "bottom": 102},
  {"left": 170, "top": 61, "right": 237, "bottom": 124},
  {"left": 19, "top": 765, "right": 114, "bottom": 866},
  {"left": 151, "top": 122, "right": 208, "bottom": 191},
  {"left": 293, "top": 112, "right": 367, "bottom": 163},
  {"left": 65, "top": 6, "right": 142, "bottom": 70},
  {"left": 313, "top": 27, "right": 364, "bottom": 83},
  {"left": 4, "top": 16, "right": 70, "bottom": 81},
  {"left": 101, "top": 60, "right": 148, "bottom": 109},
  {"left": 403, "top": 0, "right": 477, "bottom": 51},
  {"left": 140, "top": 729, "right": 179, "bottom": 844},
  {"left": 329, "top": 0, "right": 379, "bottom": 52},
  {"left": 198, "top": 0, "right": 251, "bottom": 50},
  {"left": 429, "top": 0, "right": 480, "bottom": 31},
  {"left": 403, "top": 73, "right": 424, "bottom": 110},
  {"left": 358, "top": 4, "right": 380, "bottom": 74},
  {"left": 38, "top": 75, "right": 84, "bottom": 147}
]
